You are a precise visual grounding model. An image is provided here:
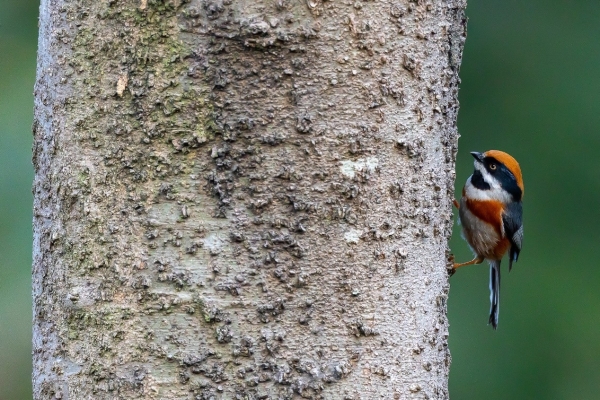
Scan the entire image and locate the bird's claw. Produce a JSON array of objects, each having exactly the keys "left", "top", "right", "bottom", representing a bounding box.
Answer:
[{"left": 447, "top": 254, "right": 456, "bottom": 276}]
